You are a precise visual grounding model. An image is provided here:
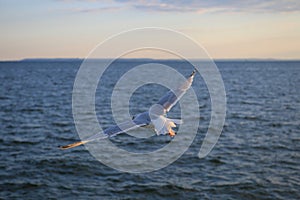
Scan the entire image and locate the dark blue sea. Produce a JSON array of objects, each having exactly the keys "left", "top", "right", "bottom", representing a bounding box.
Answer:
[{"left": 0, "top": 59, "right": 299, "bottom": 199}]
